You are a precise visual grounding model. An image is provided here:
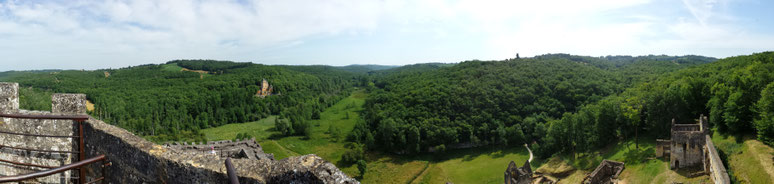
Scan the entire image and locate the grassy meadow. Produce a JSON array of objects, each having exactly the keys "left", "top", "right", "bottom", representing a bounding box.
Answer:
[
  {"left": 198, "top": 89, "right": 533, "bottom": 183},
  {"left": 712, "top": 132, "right": 774, "bottom": 183},
  {"left": 198, "top": 89, "right": 774, "bottom": 183}
]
